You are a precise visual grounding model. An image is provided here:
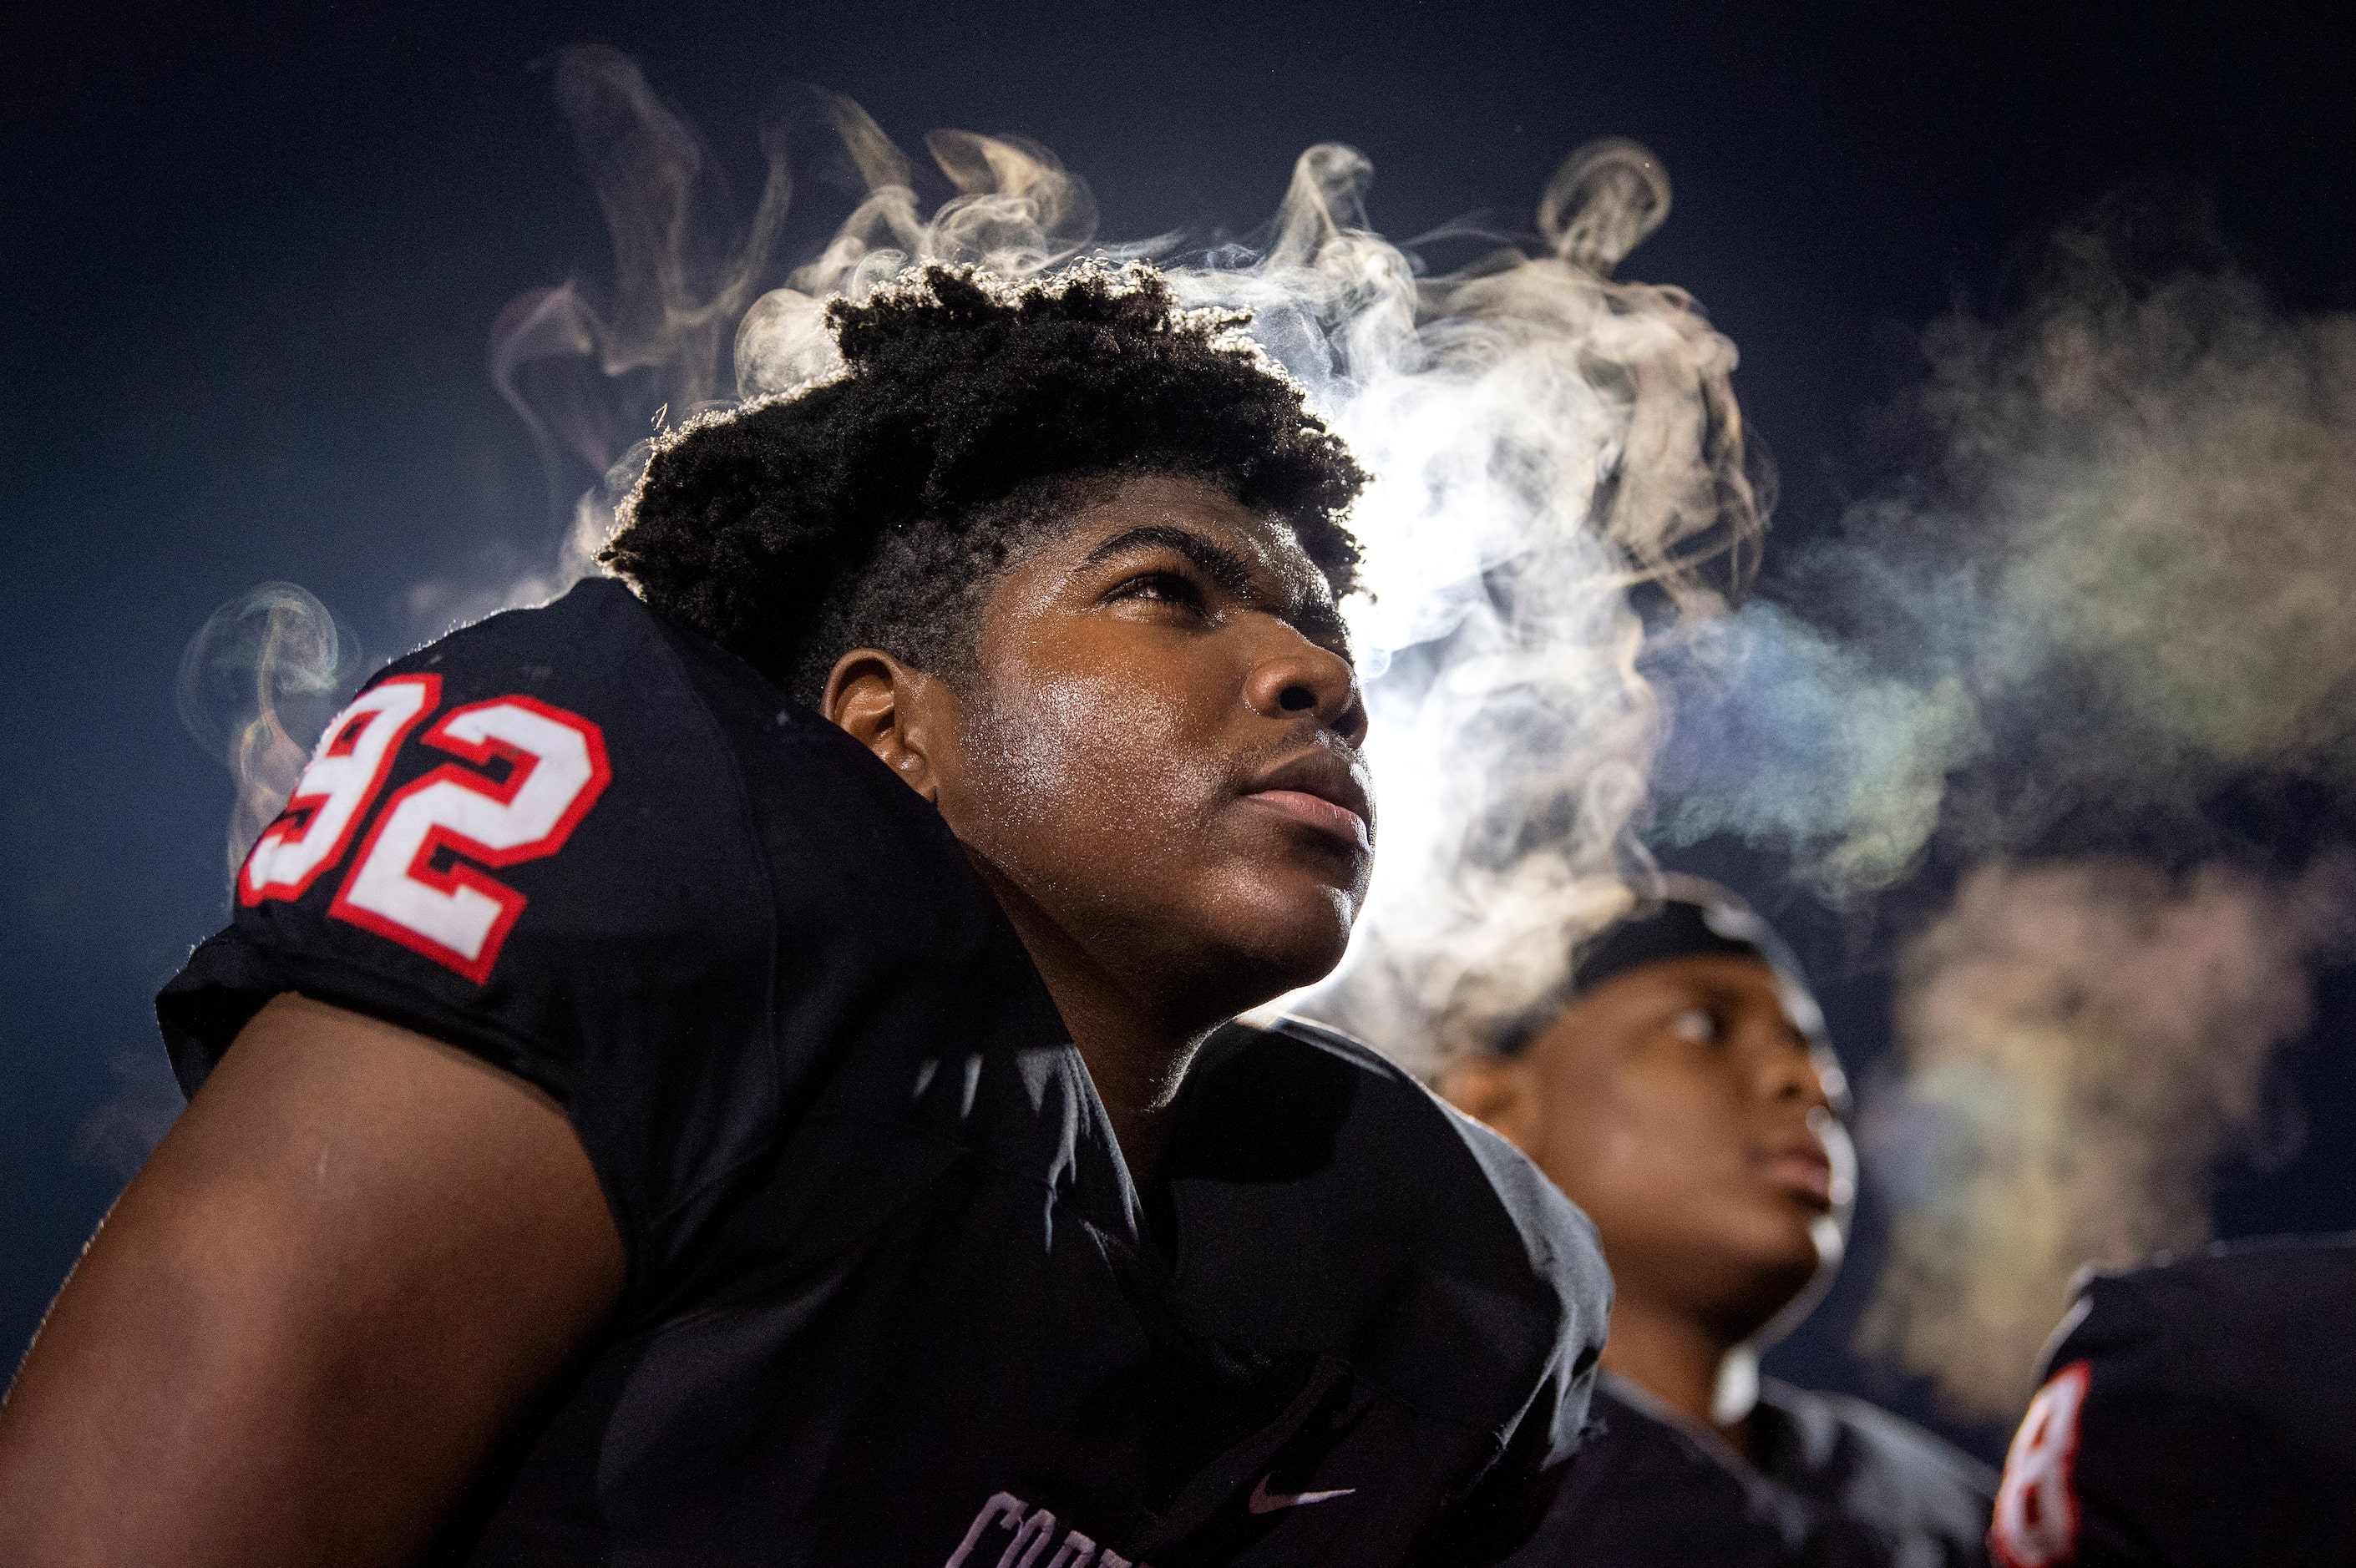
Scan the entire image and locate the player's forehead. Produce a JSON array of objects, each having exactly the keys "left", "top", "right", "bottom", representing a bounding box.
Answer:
[{"left": 1600, "top": 950, "right": 1776, "bottom": 999}]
